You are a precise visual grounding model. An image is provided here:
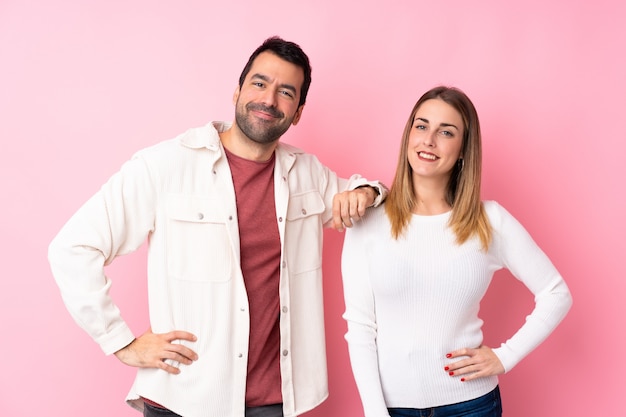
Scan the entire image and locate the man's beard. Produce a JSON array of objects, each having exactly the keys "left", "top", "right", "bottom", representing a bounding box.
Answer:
[{"left": 235, "top": 102, "right": 293, "bottom": 145}]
